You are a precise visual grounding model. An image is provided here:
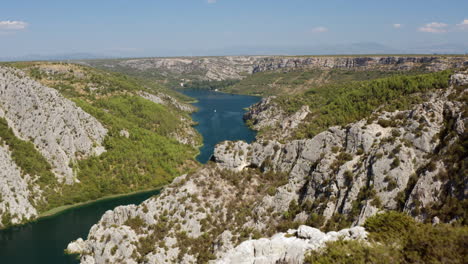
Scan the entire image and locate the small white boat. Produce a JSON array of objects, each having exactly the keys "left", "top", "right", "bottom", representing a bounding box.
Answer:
[{"left": 214, "top": 109, "right": 217, "bottom": 113}]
